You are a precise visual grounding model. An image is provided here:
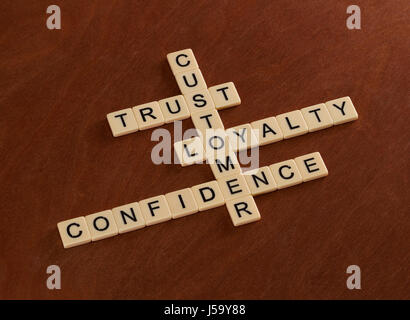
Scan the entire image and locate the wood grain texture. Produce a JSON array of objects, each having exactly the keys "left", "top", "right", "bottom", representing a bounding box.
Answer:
[{"left": 0, "top": 0, "right": 409, "bottom": 299}]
